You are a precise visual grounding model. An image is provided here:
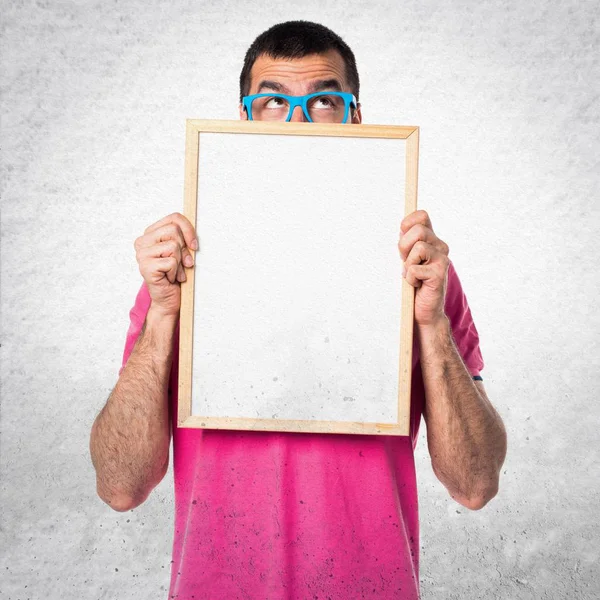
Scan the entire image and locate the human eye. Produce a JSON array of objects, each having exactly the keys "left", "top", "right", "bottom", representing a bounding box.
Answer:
[
  {"left": 263, "top": 96, "right": 286, "bottom": 109},
  {"left": 311, "top": 94, "right": 340, "bottom": 110},
  {"left": 252, "top": 95, "right": 289, "bottom": 121}
]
